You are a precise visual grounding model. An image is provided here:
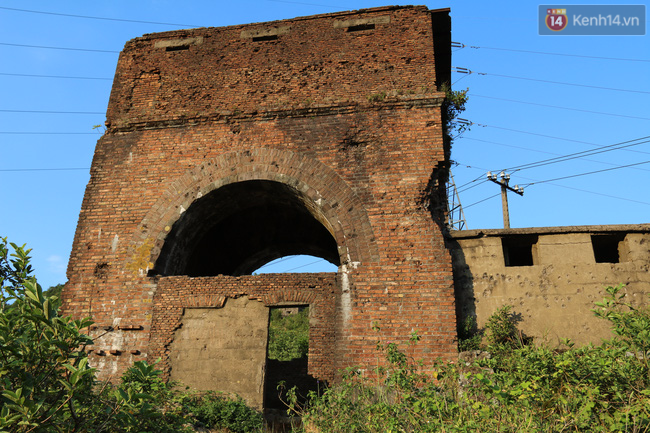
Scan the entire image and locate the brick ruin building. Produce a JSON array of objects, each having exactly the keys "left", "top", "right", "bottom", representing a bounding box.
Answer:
[{"left": 63, "top": 6, "right": 456, "bottom": 409}]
